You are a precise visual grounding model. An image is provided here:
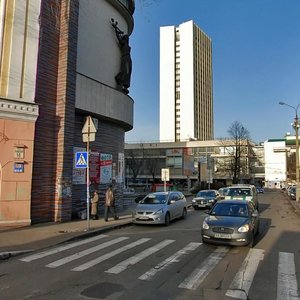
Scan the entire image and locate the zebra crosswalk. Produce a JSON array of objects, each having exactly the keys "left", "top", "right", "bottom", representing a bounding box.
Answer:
[{"left": 19, "top": 235, "right": 299, "bottom": 299}]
